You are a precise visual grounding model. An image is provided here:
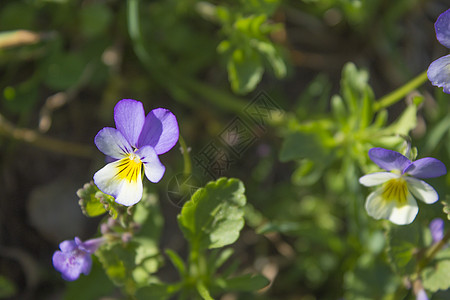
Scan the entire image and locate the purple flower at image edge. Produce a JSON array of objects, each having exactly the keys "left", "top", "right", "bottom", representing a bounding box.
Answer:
[
  {"left": 52, "top": 237, "right": 104, "bottom": 281},
  {"left": 430, "top": 218, "right": 445, "bottom": 244},
  {"left": 93, "top": 99, "right": 179, "bottom": 206},
  {"left": 427, "top": 8, "right": 450, "bottom": 93},
  {"left": 359, "top": 148, "right": 447, "bottom": 225},
  {"left": 416, "top": 288, "right": 429, "bottom": 300}
]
